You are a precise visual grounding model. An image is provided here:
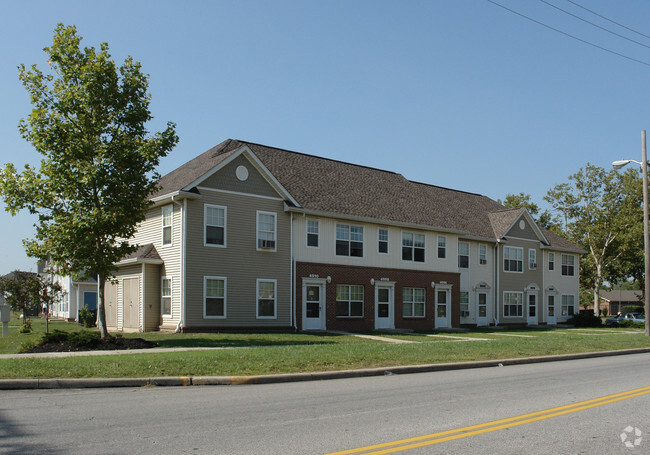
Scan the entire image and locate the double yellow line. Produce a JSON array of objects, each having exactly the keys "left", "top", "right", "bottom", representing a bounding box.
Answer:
[{"left": 326, "top": 385, "right": 650, "bottom": 455}]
